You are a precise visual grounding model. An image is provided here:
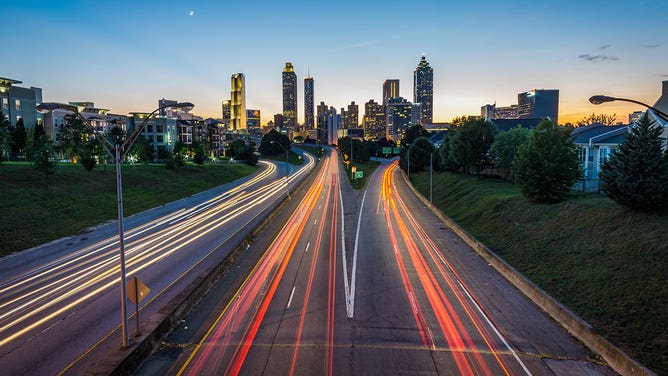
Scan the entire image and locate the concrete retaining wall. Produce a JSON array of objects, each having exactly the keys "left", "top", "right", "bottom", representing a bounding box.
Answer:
[{"left": 400, "top": 171, "right": 655, "bottom": 376}]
